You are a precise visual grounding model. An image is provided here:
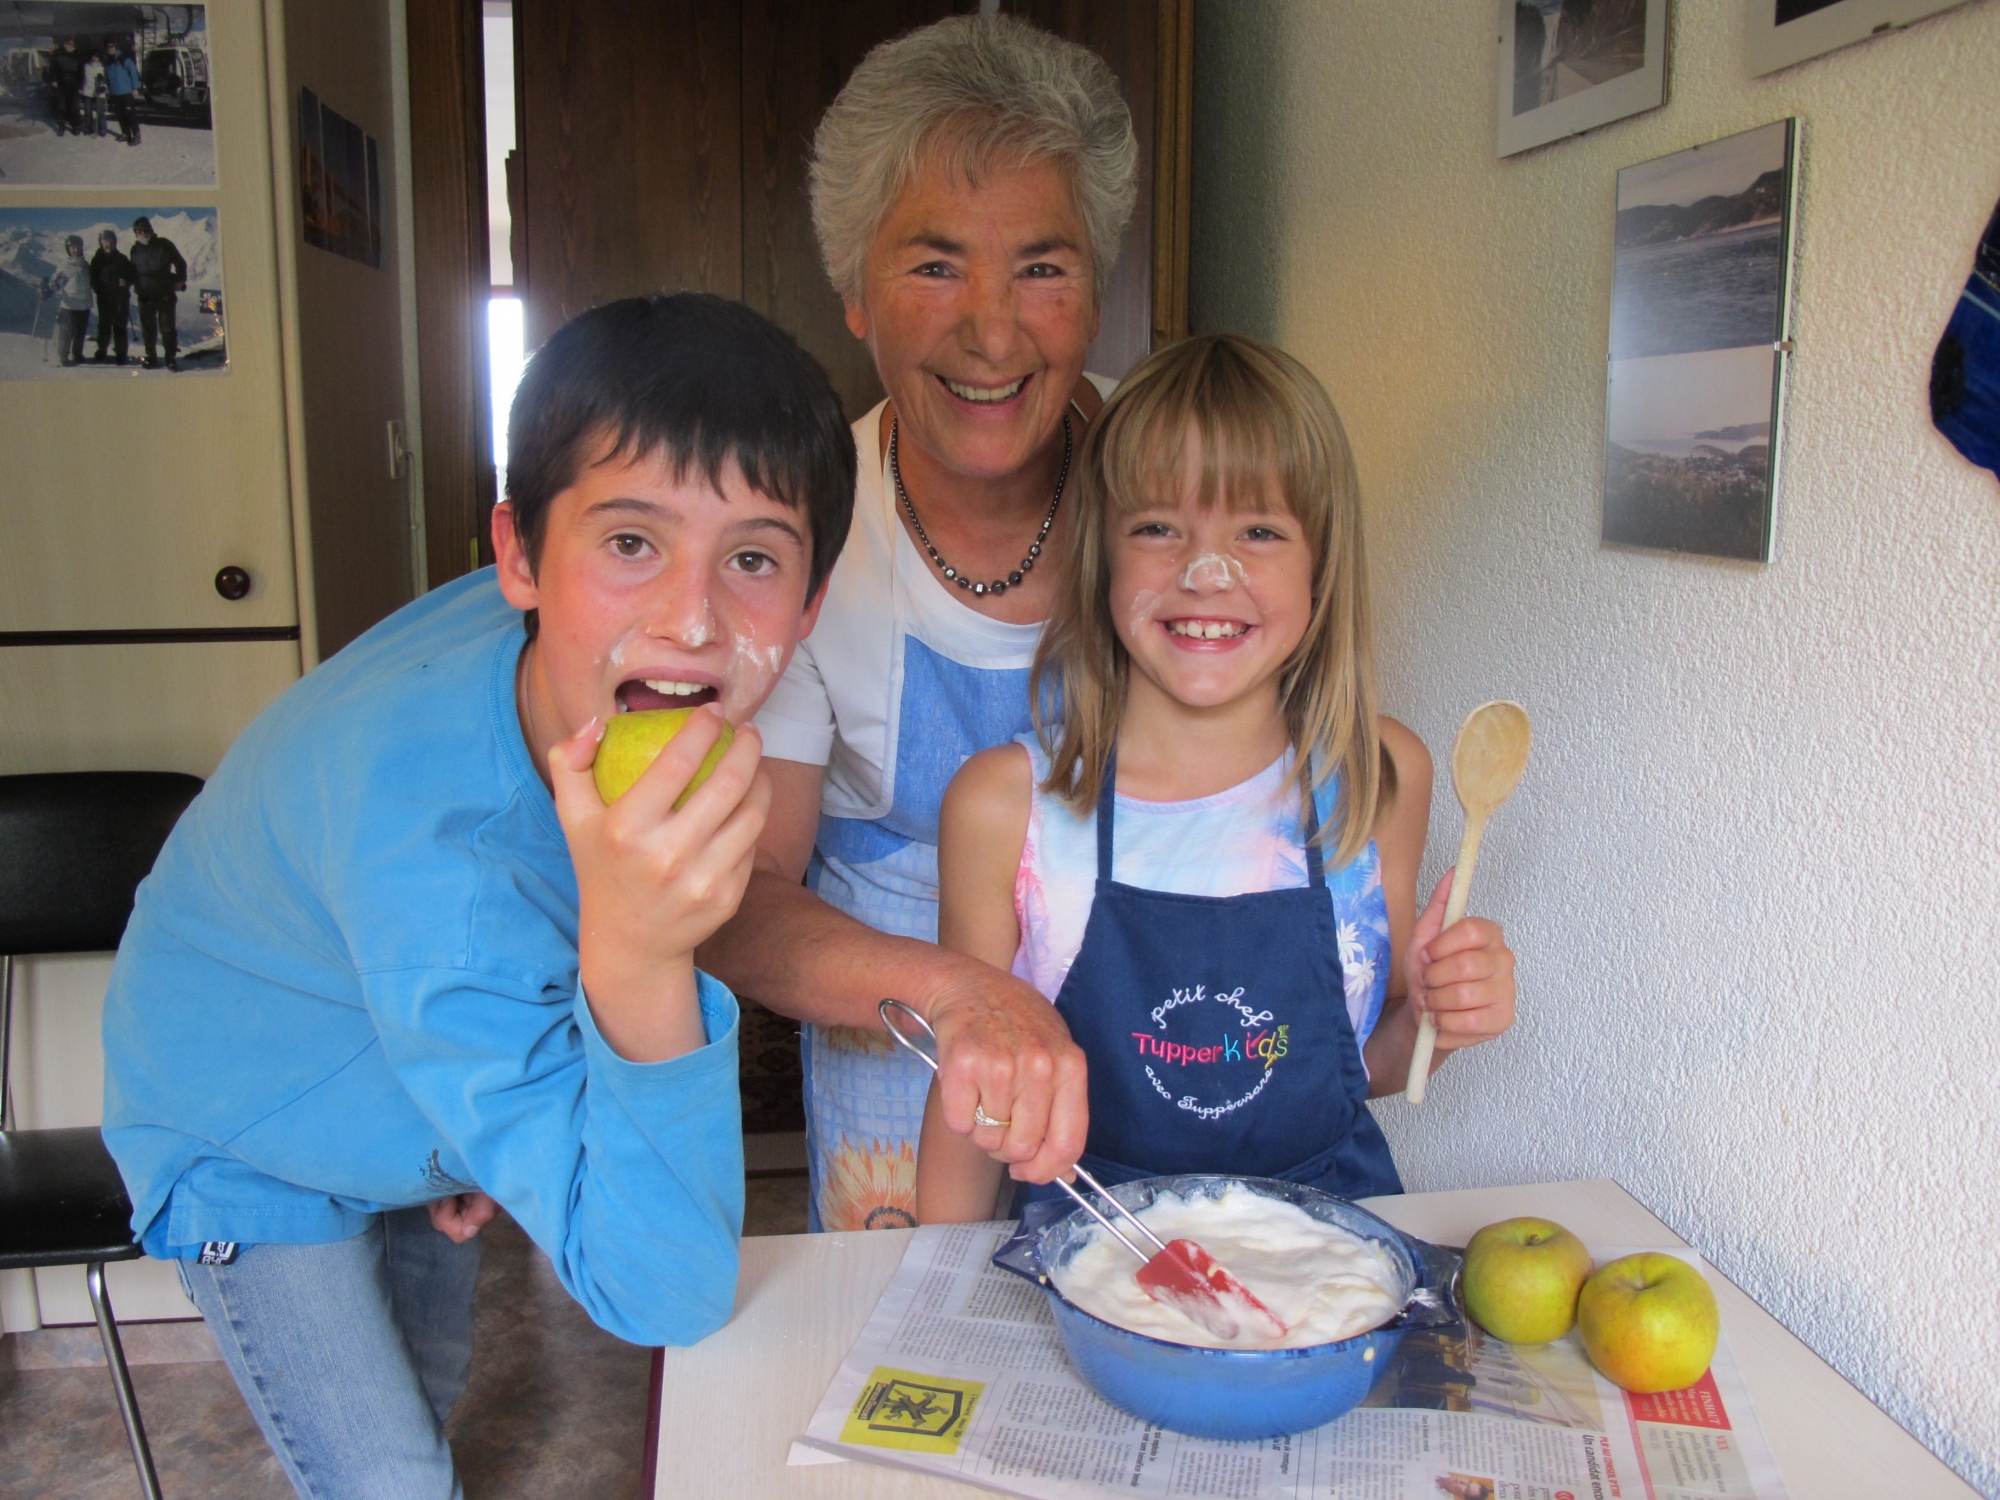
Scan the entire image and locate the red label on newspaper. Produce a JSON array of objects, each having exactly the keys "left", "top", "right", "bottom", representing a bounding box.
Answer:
[{"left": 1625, "top": 1368, "right": 1731, "bottom": 1430}]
